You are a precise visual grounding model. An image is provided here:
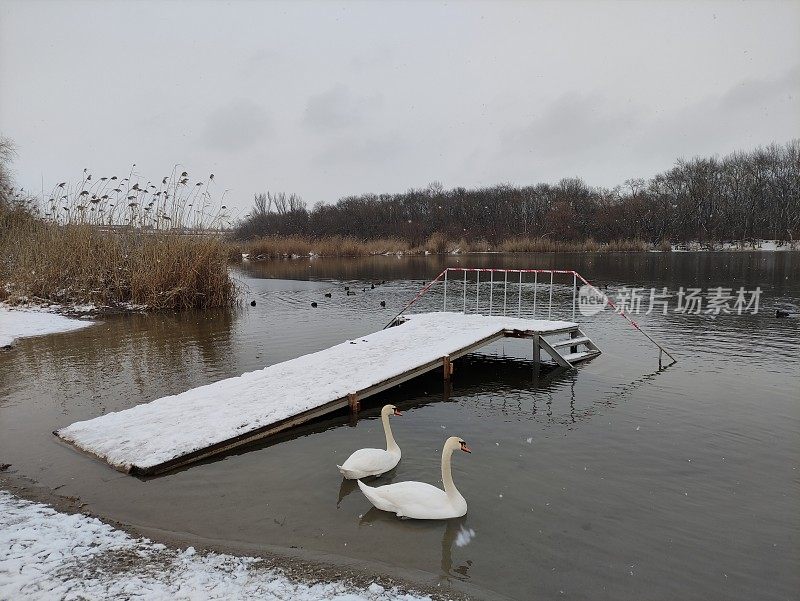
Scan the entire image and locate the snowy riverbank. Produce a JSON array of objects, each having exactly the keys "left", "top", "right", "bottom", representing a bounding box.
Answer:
[
  {"left": 0, "top": 491, "right": 435, "bottom": 601},
  {"left": 0, "top": 305, "right": 96, "bottom": 348},
  {"left": 671, "top": 239, "right": 799, "bottom": 252}
]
